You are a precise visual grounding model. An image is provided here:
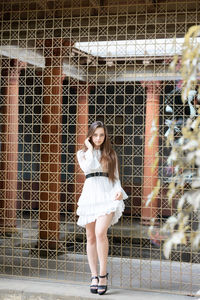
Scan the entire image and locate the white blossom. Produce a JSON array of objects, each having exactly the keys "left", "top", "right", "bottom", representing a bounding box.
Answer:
[
  {"left": 195, "top": 150, "right": 200, "bottom": 166},
  {"left": 177, "top": 195, "right": 186, "bottom": 211},
  {"left": 174, "top": 165, "right": 179, "bottom": 174},
  {"left": 164, "top": 128, "right": 171, "bottom": 138},
  {"left": 166, "top": 105, "right": 173, "bottom": 113},
  {"left": 186, "top": 190, "right": 200, "bottom": 211},
  {"left": 176, "top": 137, "right": 184, "bottom": 146},
  {"left": 163, "top": 231, "right": 185, "bottom": 259},
  {"left": 188, "top": 98, "right": 196, "bottom": 117},
  {"left": 182, "top": 139, "right": 199, "bottom": 151},
  {"left": 186, "top": 151, "right": 196, "bottom": 162},
  {"left": 191, "top": 119, "right": 198, "bottom": 129},
  {"left": 167, "top": 187, "right": 176, "bottom": 203},
  {"left": 188, "top": 90, "right": 197, "bottom": 101},
  {"left": 165, "top": 119, "right": 173, "bottom": 126},
  {"left": 148, "top": 136, "right": 155, "bottom": 147},
  {"left": 164, "top": 215, "right": 178, "bottom": 231},
  {"left": 191, "top": 232, "right": 200, "bottom": 250},
  {"left": 167, "top": 150, "right": 178, "bottom": 164},
  {"left": 150, "top": 119, "right": 157, "bottom": 133},
  {"left": 191, "top": 178, "right": 200, "bottom": 188},
  {"left": 145, "top": 191, "right": 154, "bottom": 207}
]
